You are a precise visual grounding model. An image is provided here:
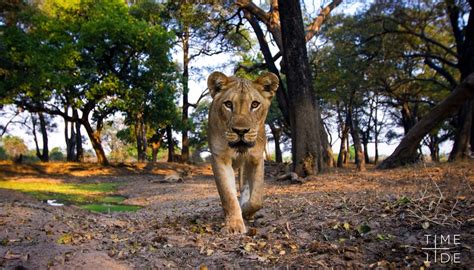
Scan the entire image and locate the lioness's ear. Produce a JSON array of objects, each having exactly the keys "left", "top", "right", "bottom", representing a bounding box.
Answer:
[
  {"left": 207, "top": 71, "right": 229, "bottom": 98},
  {"left": 254, "top": 72, "right": 279, "bottom": 100}
]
